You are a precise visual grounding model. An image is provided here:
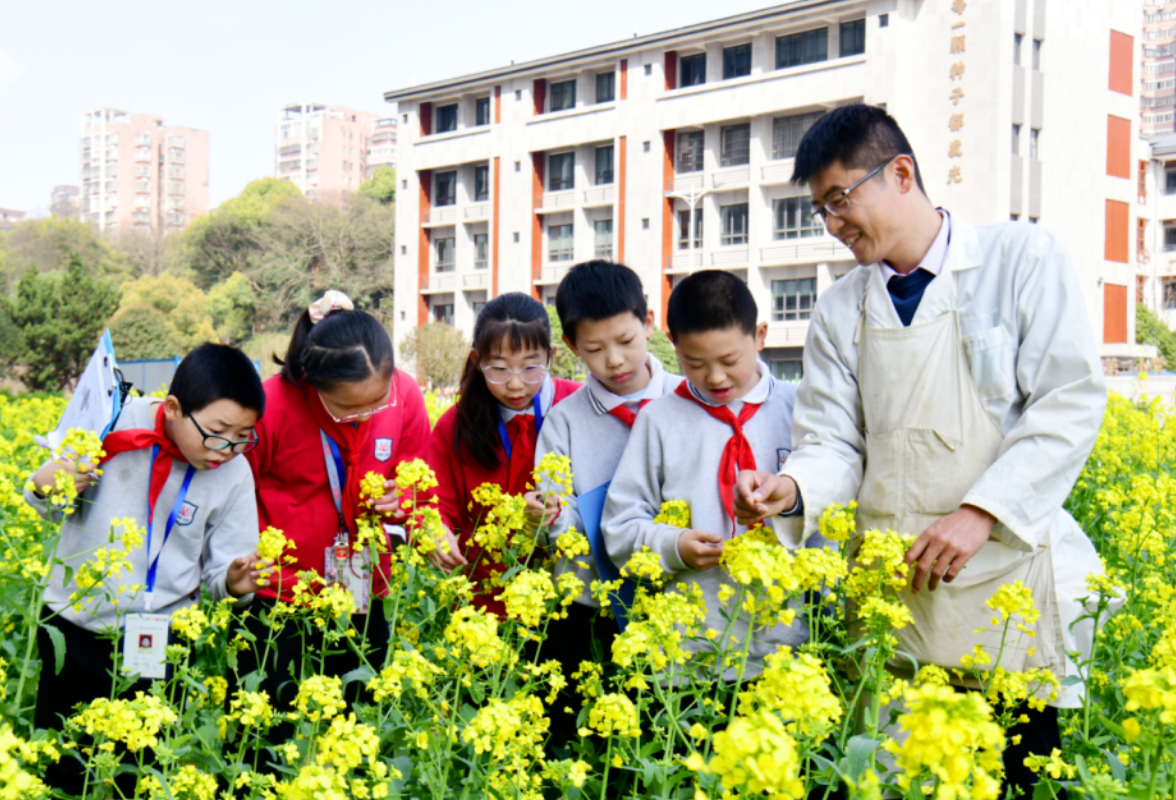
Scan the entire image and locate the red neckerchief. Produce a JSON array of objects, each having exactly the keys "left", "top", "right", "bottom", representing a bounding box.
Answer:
[
  {"left": 504, "top": 415, "right": 538, "bottom": 494},
  {"left": 673, "top": 382, "right": 761, "bottom": 534},
  {"left": 607, "top": 399, "right": 652, "bottom": 428},
  {"left": 101, "top": 403, "right": 190, "bottom": 515}
]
